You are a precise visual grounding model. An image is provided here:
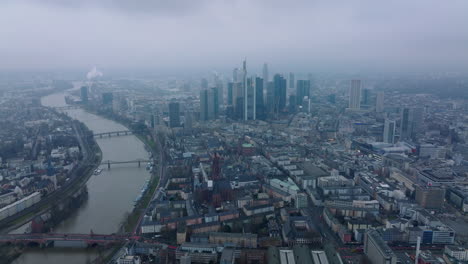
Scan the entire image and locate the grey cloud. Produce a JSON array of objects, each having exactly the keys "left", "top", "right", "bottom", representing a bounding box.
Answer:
[
  {"left": 0, "top": 0, "right": 467, "bottom": 72},
  {"left": 7, "top": 0, "right": 208, "bottom": 15}
]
